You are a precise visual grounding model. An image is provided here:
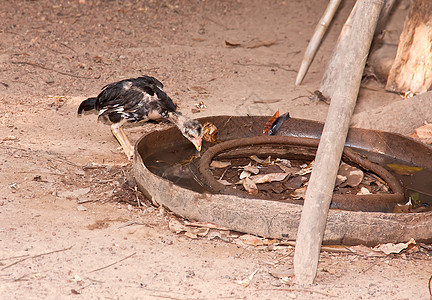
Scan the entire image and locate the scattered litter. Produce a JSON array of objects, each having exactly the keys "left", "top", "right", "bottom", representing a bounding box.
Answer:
[
  {"left": 236, "top": 268, "right": 259, "bottom": 287},
  {"left": 296, "top": 161, "right": 314, "bottom": 175},
  {"left": 225, "top": 39, "right": 277, "bottom": 49},
  {"left": 77, "top": 205, "right": 87, "bottom": 211},
  {"left": 356, "top": 187, "right": 371, "bottom": 195},
  {"left": 291, "top": 187, "right": 307, "bottom": 200},
  {"left": 210, "top": 160, "right": 231, "bottom": 168},
  {"left": 249, "top": 155, "right": 273, "bottom": 165},
  {"left": 217, "top": 179, "right": 233, "bottom": 185},
  {"left": 59, "top": 187, "right": 90, "bottom": 199},
  {"left": 241, "top": 177, "right": 258, "bottom": 195},
  {"left": 238, "top": 173, "right": 288, "bottom": 184},
  {"left": 374, "top": 238, "right": 416, "bottom": 255},
  {"left": 338, "top": 162, "right": 363, "bottom": 187},
  {"left": 202, "top": 122, "right": 218, "bottom": 143}
]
